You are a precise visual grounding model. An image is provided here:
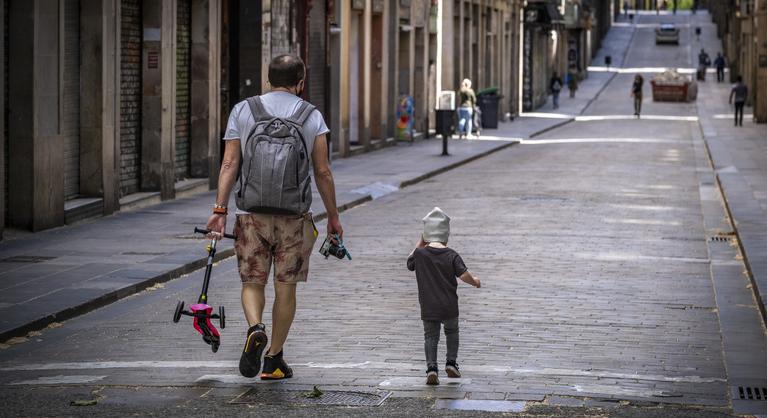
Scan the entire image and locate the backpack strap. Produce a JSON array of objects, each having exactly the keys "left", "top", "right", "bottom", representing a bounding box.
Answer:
[
  {"left": 246, "top": 96, "right": 271, "bottom": 122},
  {"left": 289, "top": 100, "right": 316, "bottom": 126}
]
